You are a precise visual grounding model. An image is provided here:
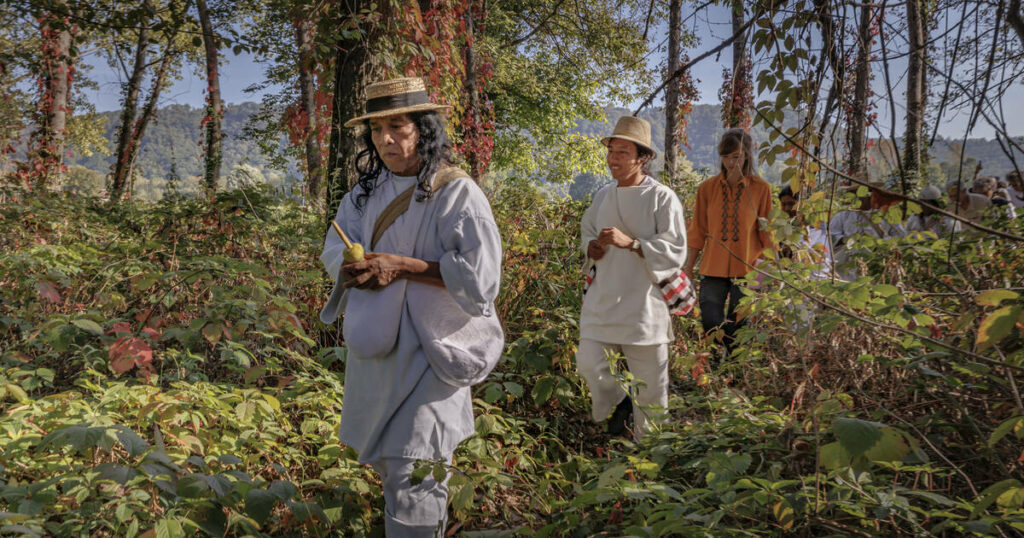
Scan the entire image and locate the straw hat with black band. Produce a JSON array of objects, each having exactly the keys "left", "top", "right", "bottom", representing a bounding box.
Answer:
[
  {"left": 602, "top": 116, "right": 658, "bottom": 158},
  {"left": 344, "top": 77, "right": 450, "bottom": 128}
]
